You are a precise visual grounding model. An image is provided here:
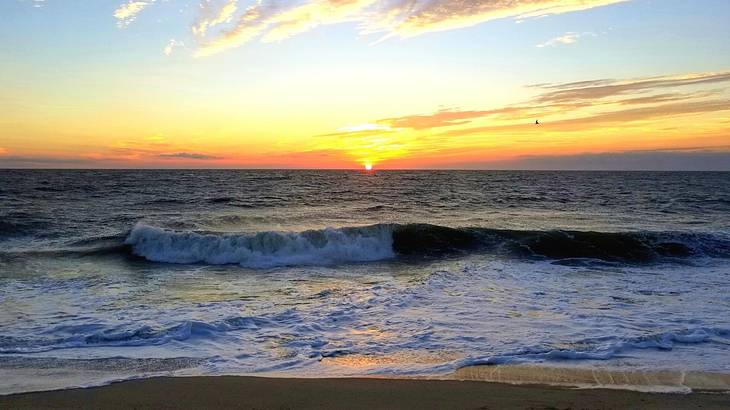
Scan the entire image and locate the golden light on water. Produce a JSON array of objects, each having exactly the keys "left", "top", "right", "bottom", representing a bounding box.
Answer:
[{"left": 322, "top": 350, "right": 462, "bottom": 369}]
